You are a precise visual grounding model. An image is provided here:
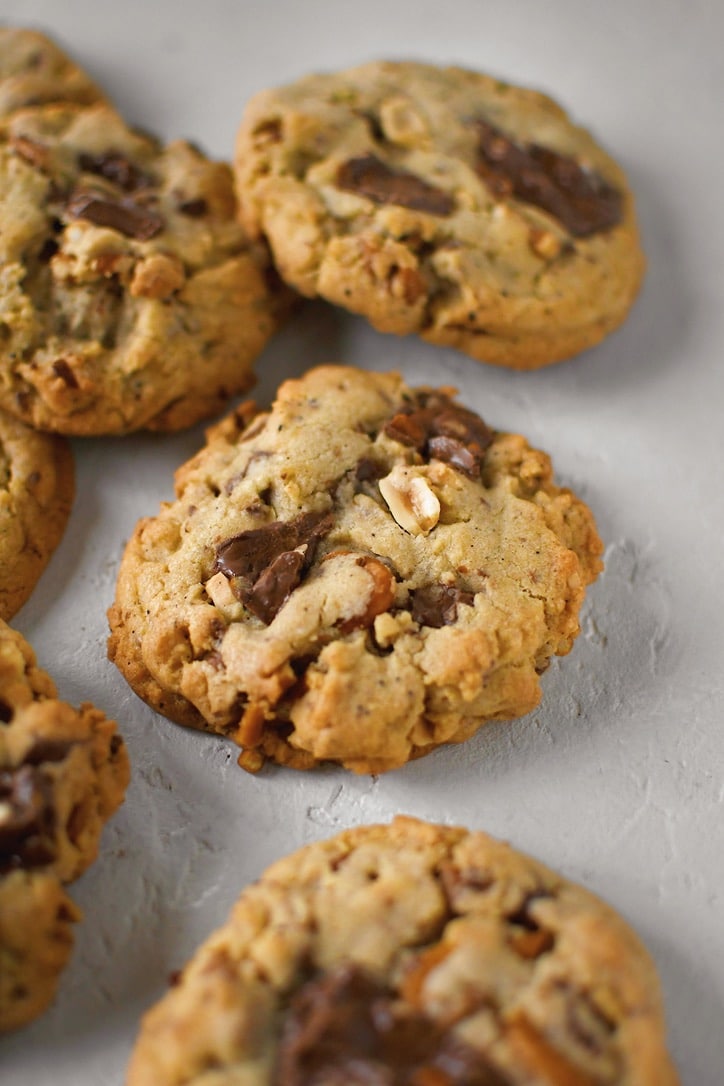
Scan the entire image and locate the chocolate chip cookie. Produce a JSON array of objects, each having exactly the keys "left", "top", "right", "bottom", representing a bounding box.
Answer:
[
  {"left": 108, "top": 365, "right": 602, "bottom": 774},
  {"left": 235, "top": 61, "right": 644, "bottom": 370},
  {"left": 0, "top": 100, "right": 288, "bottom": 434},
  {"left": 0, "top": 27, "right": 104, "bottom": 117},
  {"left": 0, "top": 406, "right": 74, "bottom": 620},
  {"left": 127, "top": 817, "right": 679, "bottom": 1085},
  {"left": 0, "top": 619, "right": 129, "bottom": 1031}
]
